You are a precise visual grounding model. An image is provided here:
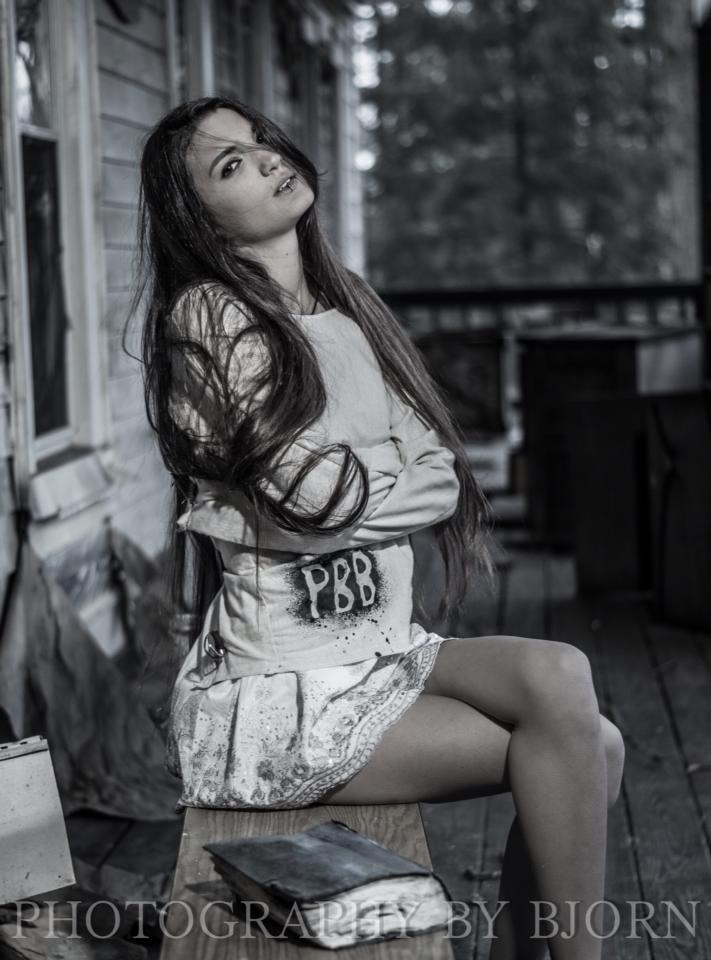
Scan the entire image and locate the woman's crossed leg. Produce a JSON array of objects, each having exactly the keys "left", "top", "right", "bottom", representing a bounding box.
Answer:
[{"left": 321, "top": 635, "right": 625, "bottom": 960}]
